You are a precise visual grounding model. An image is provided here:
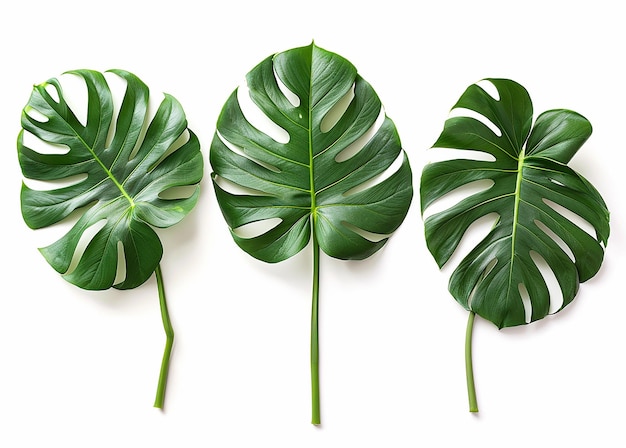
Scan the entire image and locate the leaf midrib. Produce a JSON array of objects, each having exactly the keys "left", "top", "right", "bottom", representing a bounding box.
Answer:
[
  {"left": 506, "top": 148, "right": 526, "bottom": 299},
  {"left": 308, "top": 56, "right": 316, "bottom": 222},
  {"left": 53, "top": 90, "right": 136, "bottom": 208},
  {"left": 82, "top": 134, "right": 135, "bottom": 207}
]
